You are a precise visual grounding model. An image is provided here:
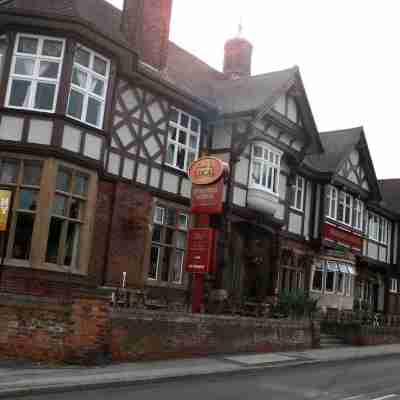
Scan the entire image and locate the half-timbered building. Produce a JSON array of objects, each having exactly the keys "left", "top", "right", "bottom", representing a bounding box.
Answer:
[{"left": 1, "top": 0, "right": 400, "bottom": 315}]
